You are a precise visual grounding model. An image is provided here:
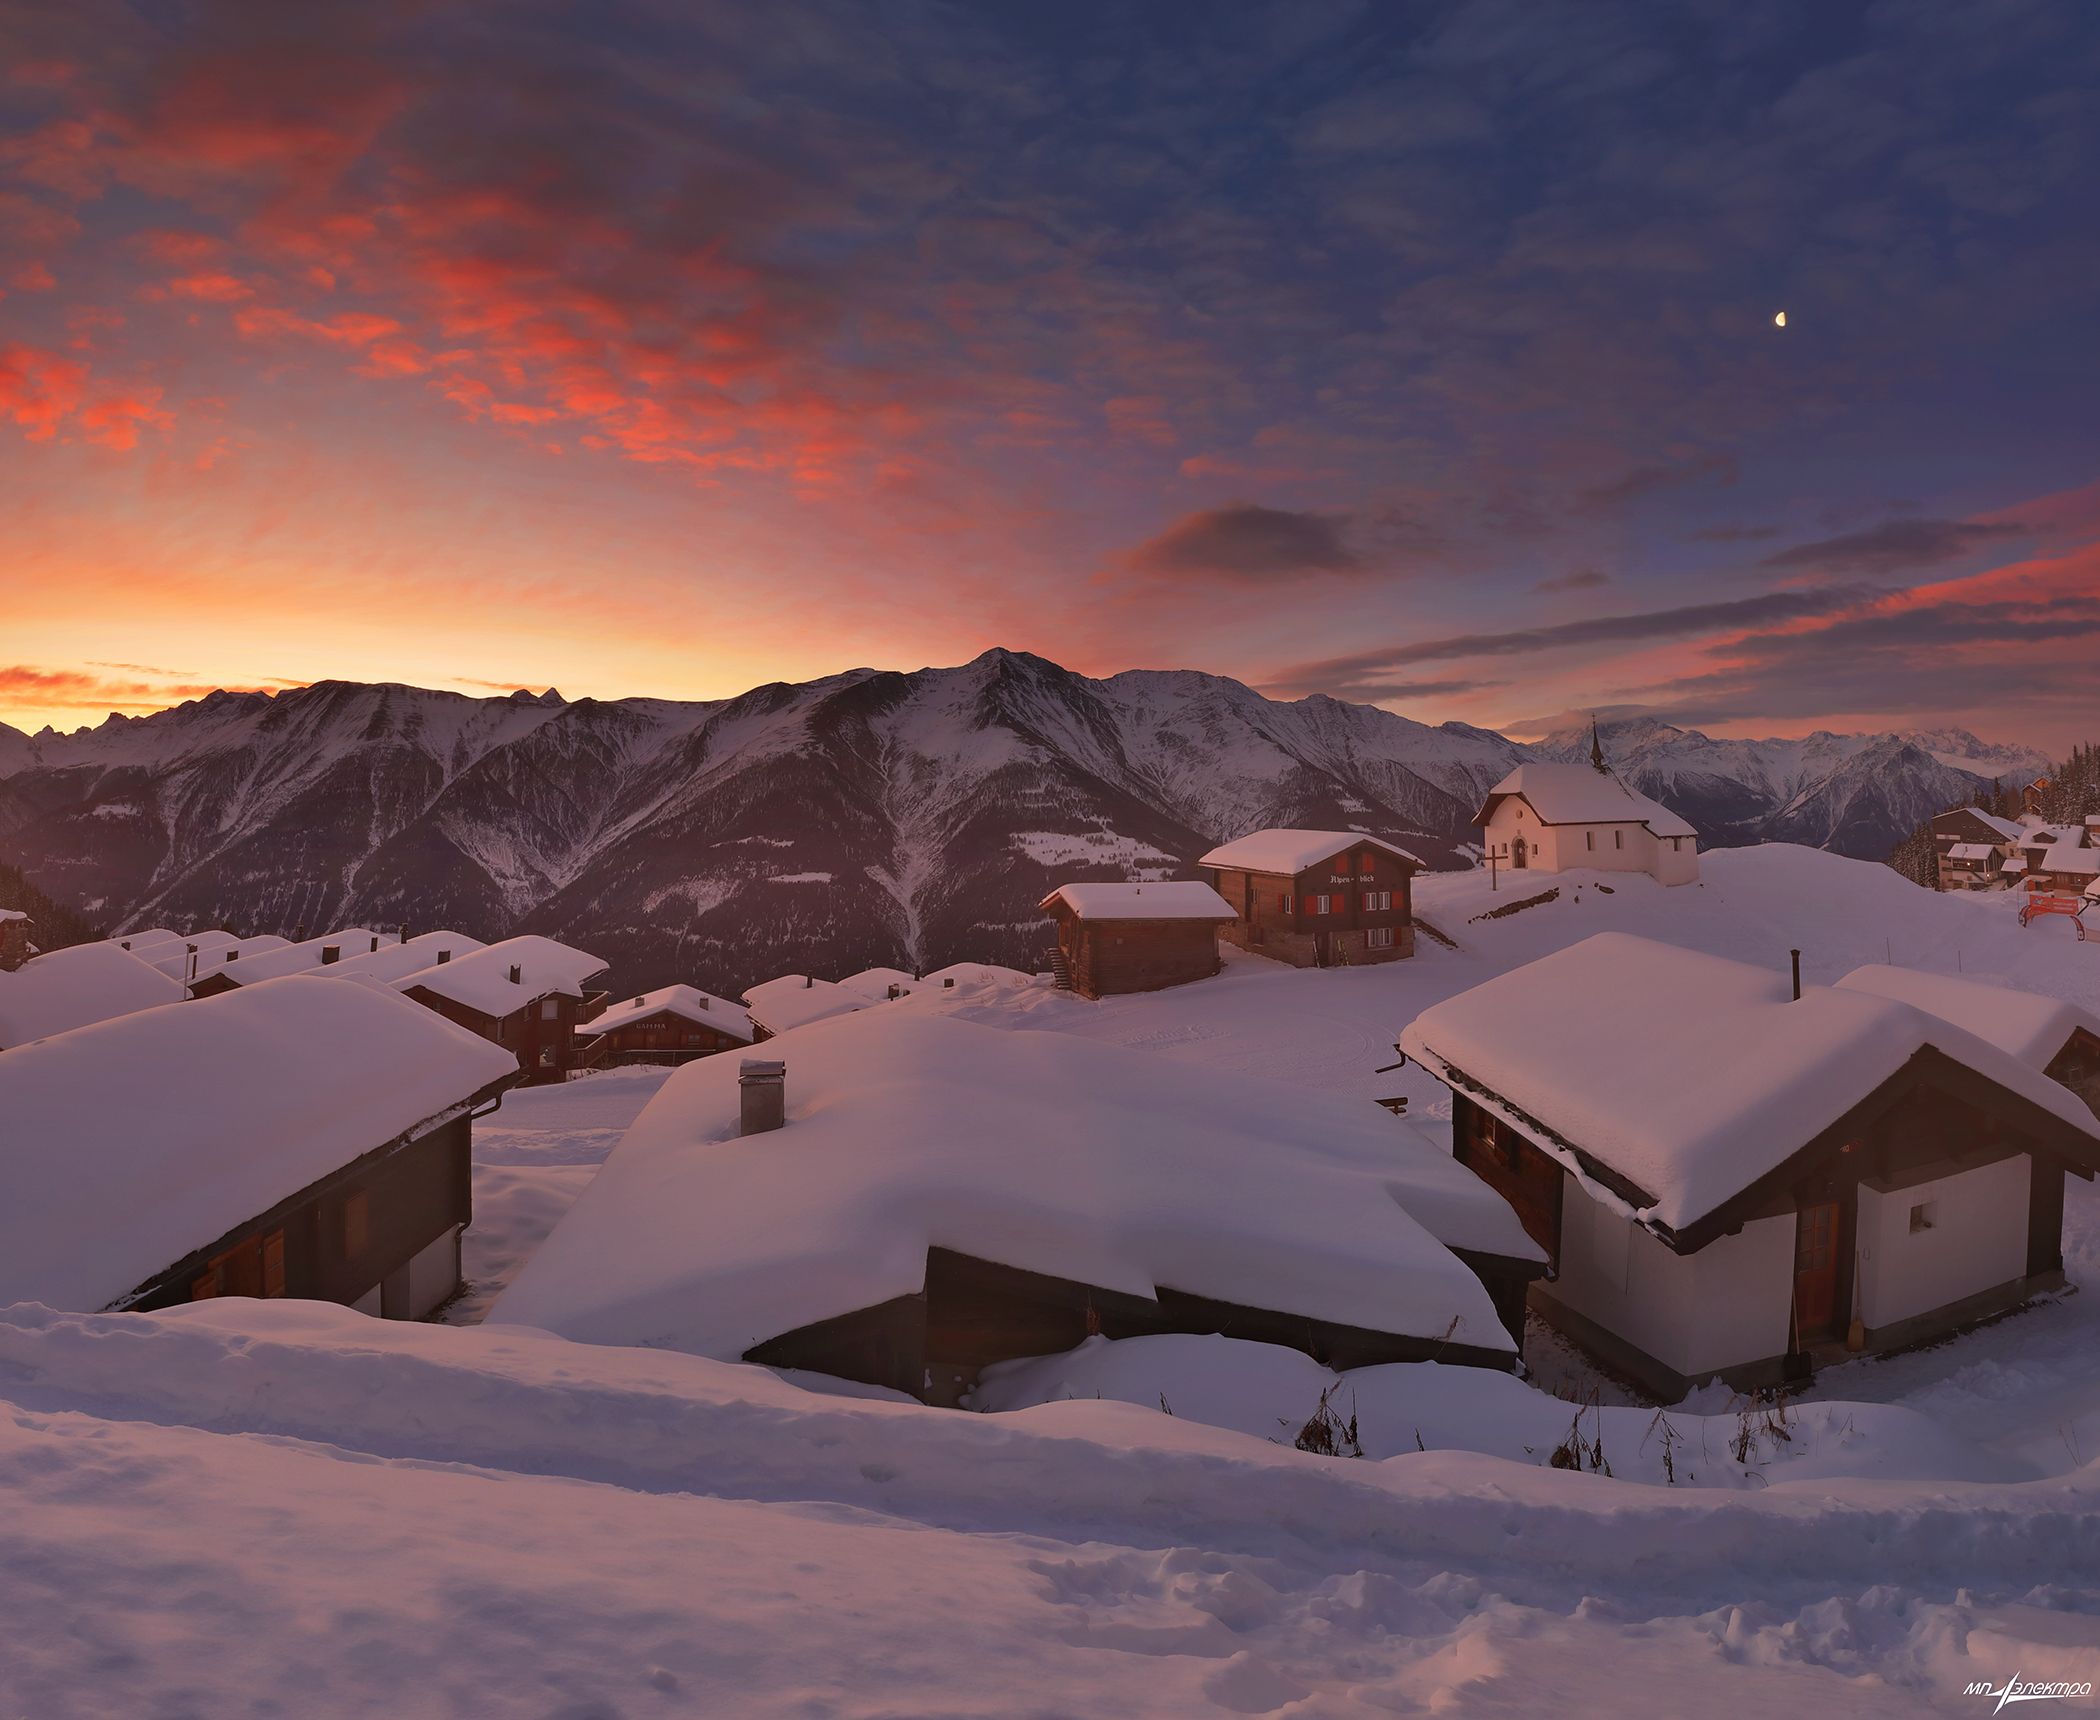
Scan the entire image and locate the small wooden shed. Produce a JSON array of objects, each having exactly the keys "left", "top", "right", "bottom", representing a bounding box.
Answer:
[{"left": 1039, "top": 881, "right": 1237, "bottom": 999}]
